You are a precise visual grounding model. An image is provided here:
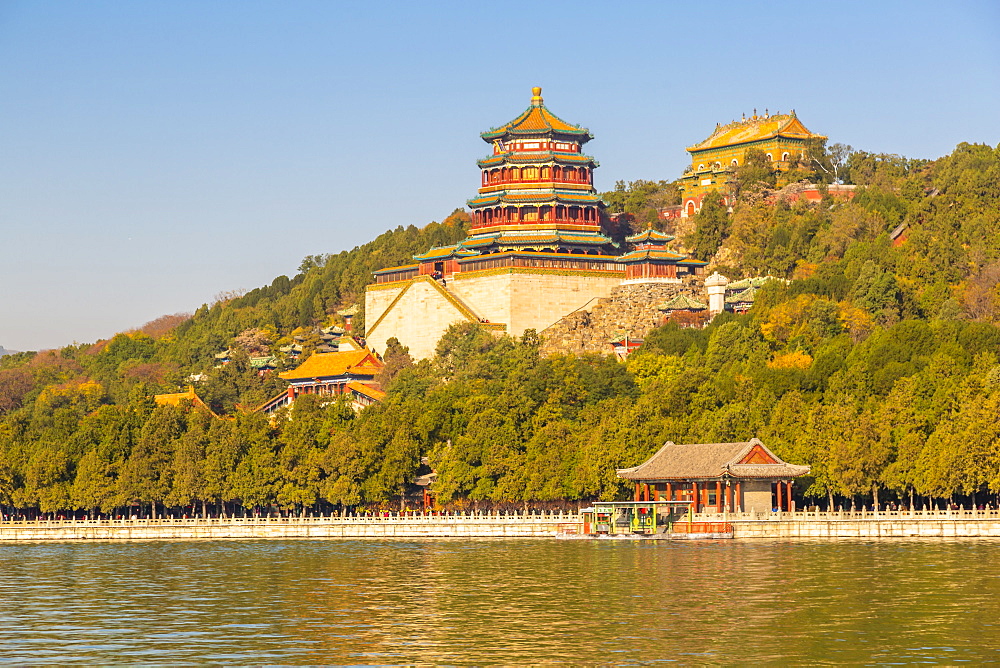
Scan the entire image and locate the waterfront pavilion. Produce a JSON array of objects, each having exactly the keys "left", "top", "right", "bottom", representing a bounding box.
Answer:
[{"left": 616, "top": 438, "right": 810, "bottom": 513}]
